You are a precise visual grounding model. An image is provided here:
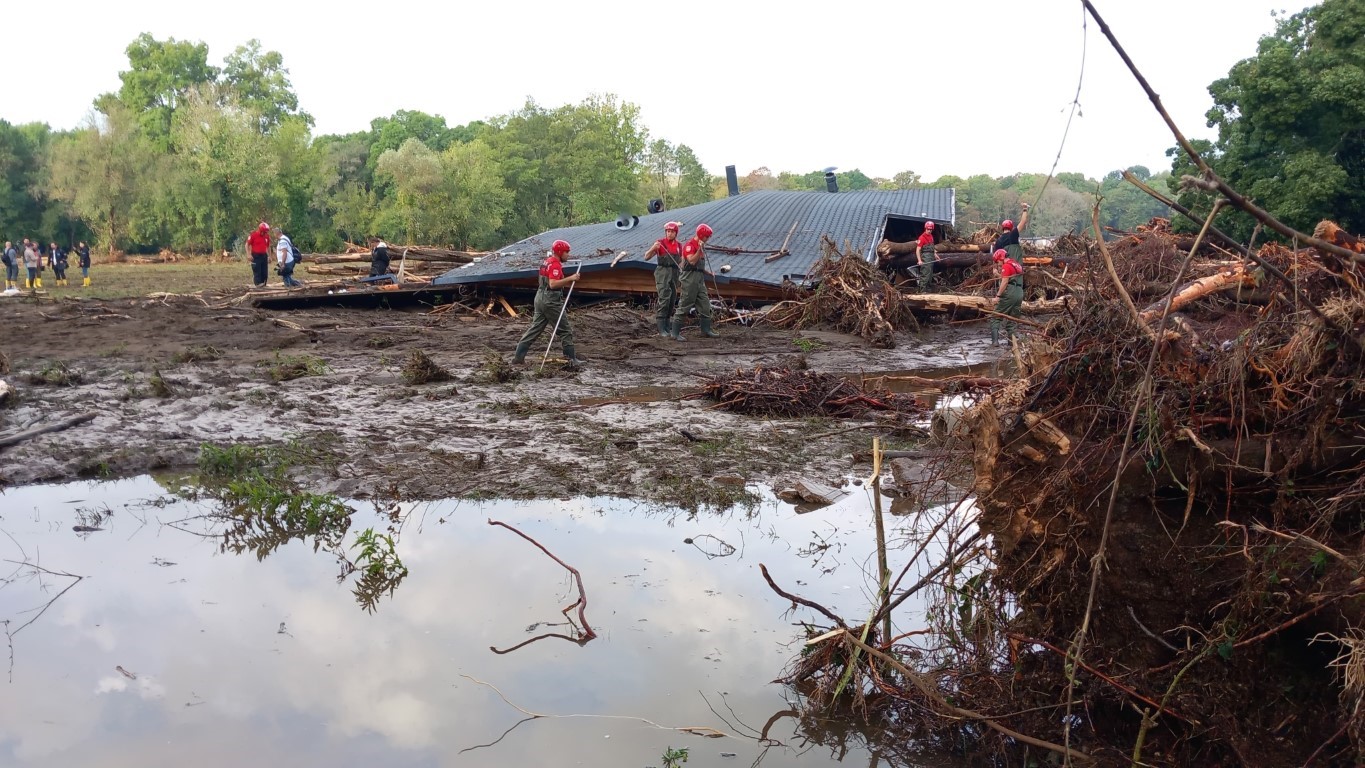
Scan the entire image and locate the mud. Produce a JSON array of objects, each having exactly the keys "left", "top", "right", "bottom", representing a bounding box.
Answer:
[{"left": 0, "top": 296, "right": 1002, "bottom": 504}]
